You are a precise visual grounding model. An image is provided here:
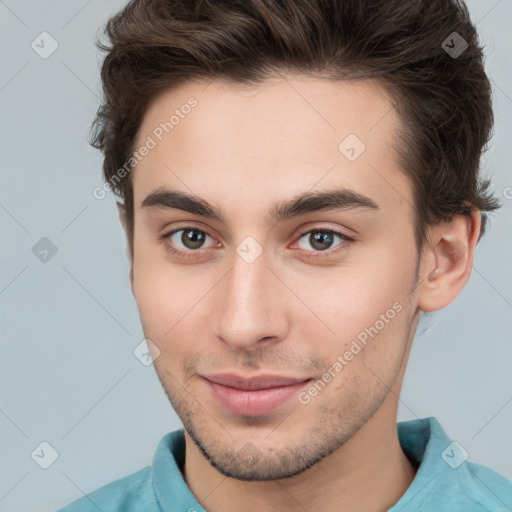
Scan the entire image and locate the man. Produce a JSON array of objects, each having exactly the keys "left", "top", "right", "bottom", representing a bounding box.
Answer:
[{"left": 58, "top": 0, "right": 512, "bottom": 510}]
